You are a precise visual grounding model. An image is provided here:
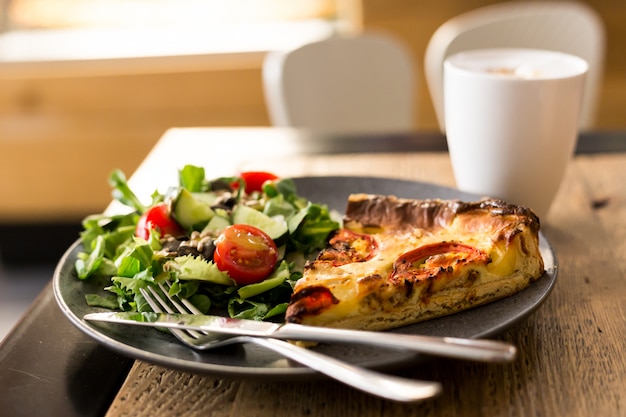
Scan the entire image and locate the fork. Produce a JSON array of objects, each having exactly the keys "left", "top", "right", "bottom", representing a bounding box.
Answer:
[{"left": 139, "top": 283, "right": 442, "bottom": 403}]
